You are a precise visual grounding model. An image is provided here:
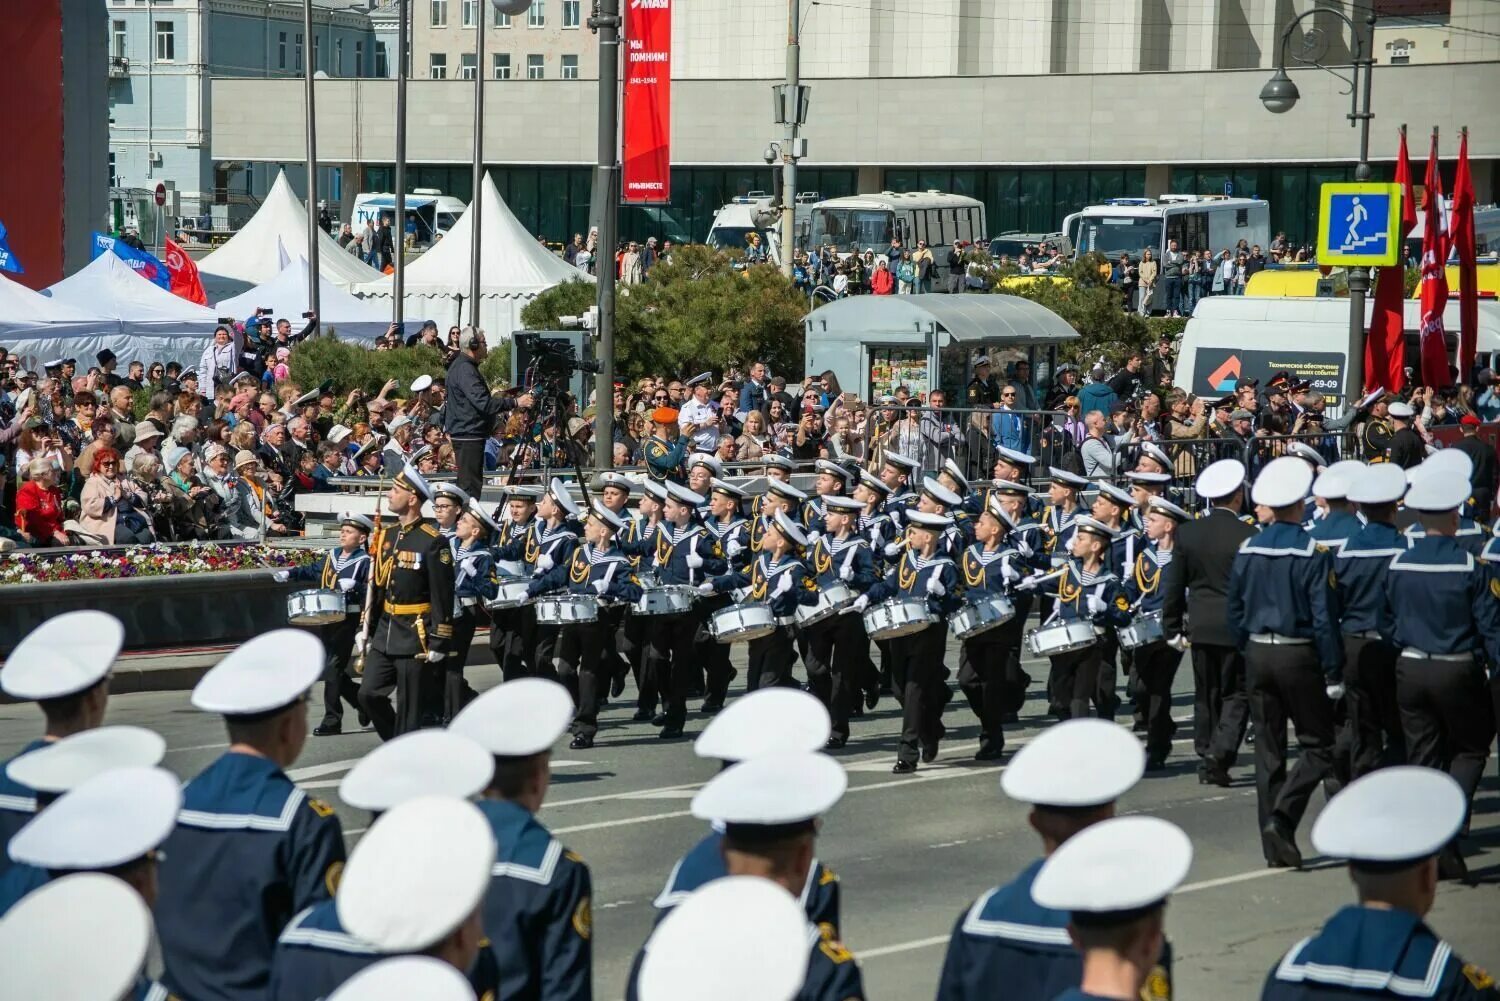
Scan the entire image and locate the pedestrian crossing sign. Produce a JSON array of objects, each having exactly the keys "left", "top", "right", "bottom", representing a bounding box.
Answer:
[{"left": 1317, "top": 183, "right": 1403, "bottom": 267}]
